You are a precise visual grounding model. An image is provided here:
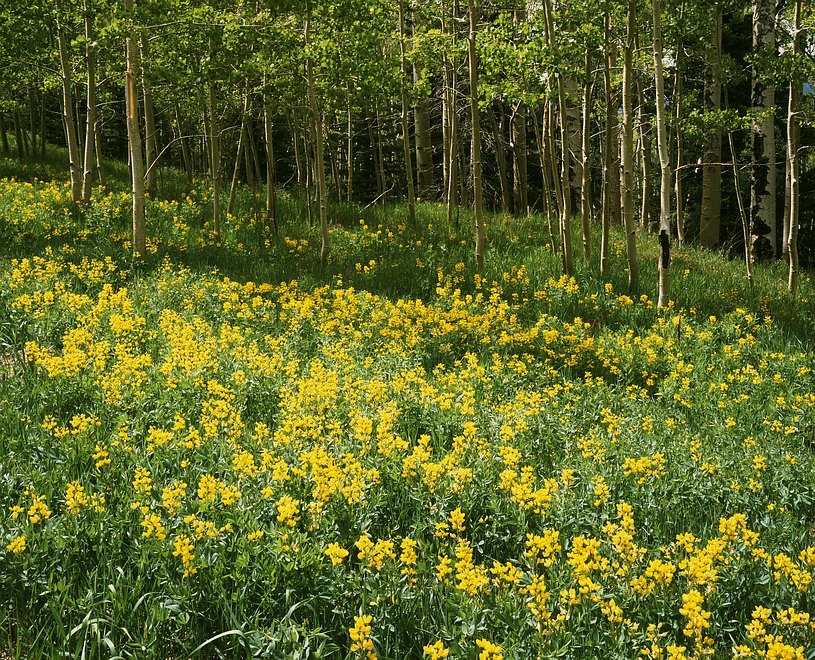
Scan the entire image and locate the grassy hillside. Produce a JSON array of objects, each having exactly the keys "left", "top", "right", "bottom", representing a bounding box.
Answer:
[{"left": 0, "top": 154, "right": 814, "bottom": 659}]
